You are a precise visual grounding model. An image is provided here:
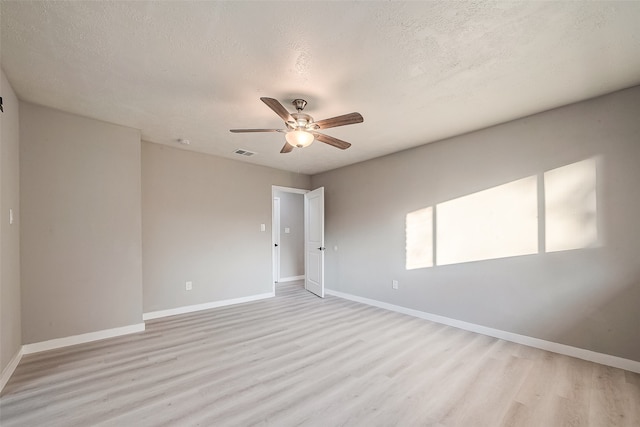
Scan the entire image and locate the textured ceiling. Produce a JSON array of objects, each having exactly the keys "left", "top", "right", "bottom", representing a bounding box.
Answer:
[{"left": 2, "top": 1, "right": 640, "bottom": 175}]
